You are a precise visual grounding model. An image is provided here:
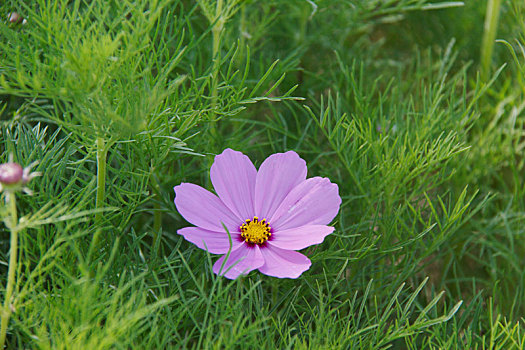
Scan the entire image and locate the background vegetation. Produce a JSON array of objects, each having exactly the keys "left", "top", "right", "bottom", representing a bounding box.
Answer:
[{"left": 0, "top": 0, "right": 524, "bottom": 348}]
